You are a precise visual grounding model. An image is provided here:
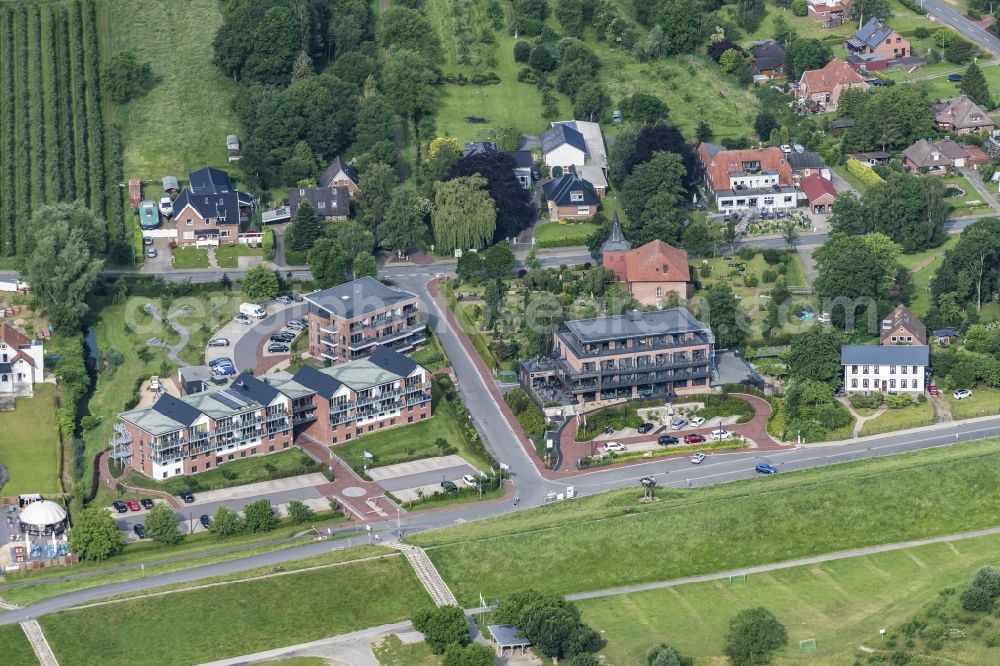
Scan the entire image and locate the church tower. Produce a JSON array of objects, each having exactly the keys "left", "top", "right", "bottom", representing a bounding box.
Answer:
[{"left": 600, "top": 211, "right": 631, "bottom": 281}]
